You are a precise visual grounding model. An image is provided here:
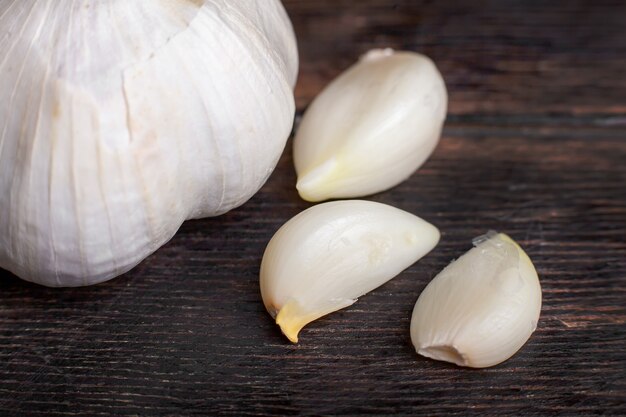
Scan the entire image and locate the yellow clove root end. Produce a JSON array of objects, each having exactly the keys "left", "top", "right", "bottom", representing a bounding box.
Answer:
[
  {"left": 275, "top": 298, "right": 356, "bottom": 344},
  {"left": 275, "top": 300, "right": 315, "bottom": 343}
]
